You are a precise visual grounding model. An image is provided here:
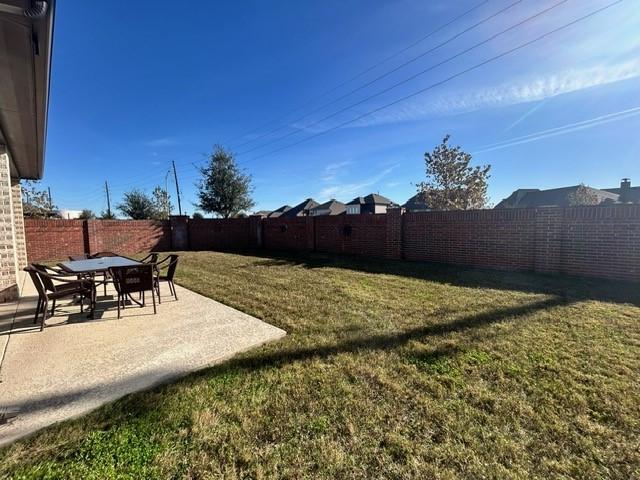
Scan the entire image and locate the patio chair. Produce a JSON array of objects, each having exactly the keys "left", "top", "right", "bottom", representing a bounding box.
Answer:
[
  {"left": 153, "top": 254, "right": 179, "bottom": 303},
  {"left": 25, "top": 265, "right": 94, "bottom": 331},
  {"left": 140, "top": 252, "right": 159, "bottom": 264},
  {"left": 109, "top": 264, "right": 157, "bottom": 319}
]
